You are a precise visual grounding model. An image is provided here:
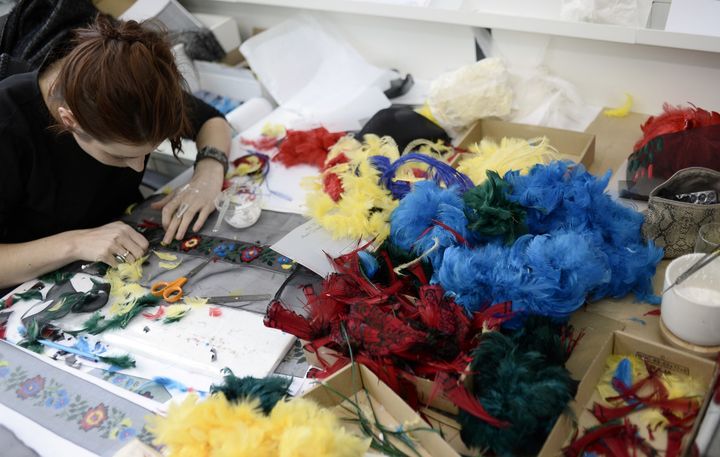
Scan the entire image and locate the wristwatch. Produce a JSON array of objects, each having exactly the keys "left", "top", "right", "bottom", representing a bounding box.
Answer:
[{"left": 195, "top": 145, "right": 229, "bottom": 175}]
